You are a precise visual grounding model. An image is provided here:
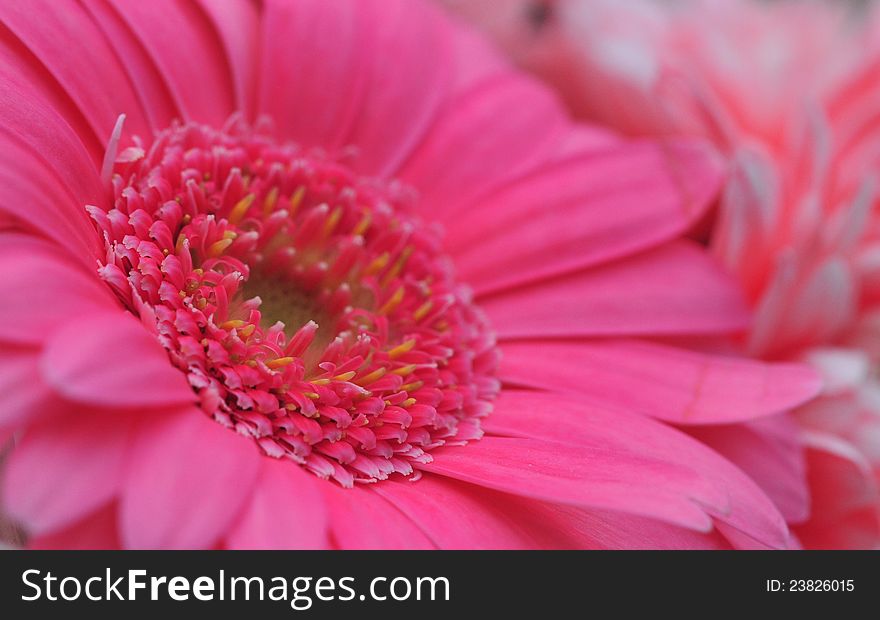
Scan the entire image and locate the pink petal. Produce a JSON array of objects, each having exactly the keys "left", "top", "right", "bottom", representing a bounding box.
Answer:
[
  {"left": 399, "top": 73, "right": 568, "bottom": 215},
  {"left": 0, "top": 344, "right": 62, "bottom": 430},
  {"left": 109, "top": 0, "right": 235, "bottom": 125},
  {"left": 793, "top": 431, "right": 880, "bottom": 549},
  {"left": 338, "top": 0, "right": 453, "bottom": 177},
  {"left": 41, "top": 310, "right": 195, "bottom": 408},
  {"left": 195, "top": 0, "right": 259, "bottom": 120},
  {"left": 29, "top": 503, "right": 121, "bottom": 550},
  {"left": 259, "top": 0, "right": 451, "bottom": 177},
  {"left": 0, "top": 236, "right": 117, "bottom": 345},
  {"left": 0, "top": 139, "right": 101, "bottom": 266},
  {"left": 374, "top": 476, "right": 730, "bottom": 549},
  {"left": 257, "top": 0, "right": 365, "bottom": 151},
  {"left": 474, "top": 391, "right": 791, "bottom": 548},
  {"left": 500, "top": 339, "right": 821, "bottom": 424},
  {"left": 688, "top": 415, "right": 809, "bottom": 523},
  {"left": 121, "top": 408, "right": 261, "bottom": 549},
  {"left": 81, "top": 0, "right": 177, "bottom": 129},
  {"left": 0, "top": 0, "right": 151, "bottom": 141},
  {"left": 421, "top": 436, "right": 717, "bottom": 533},
  {"left": 322, "top": 484, "right": 435, "bottom": 550},
  {"left": 2, "top": 411, "right": 132, "bottom": 535},
  {"left": 482, "top": 240, "right": 751, "bottom": 339},
  {"left": 0, "top": 24, "right": 101, "bottom": 162},
  {"left": 448, "top": 140, "right": 724, "bottom": 294},
  {"left": 225, "top": 458, "right": 330, "bottom": 550}
]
